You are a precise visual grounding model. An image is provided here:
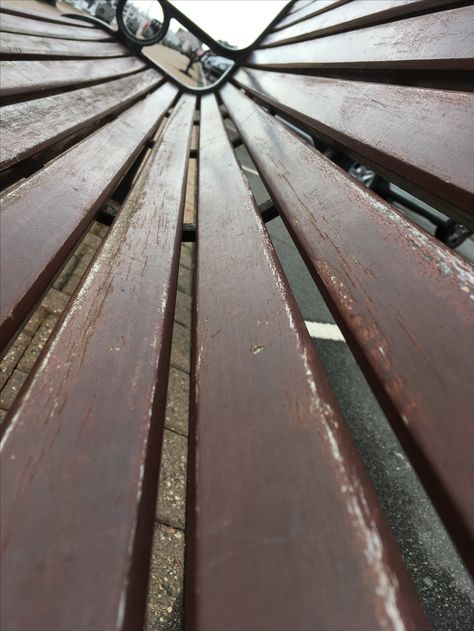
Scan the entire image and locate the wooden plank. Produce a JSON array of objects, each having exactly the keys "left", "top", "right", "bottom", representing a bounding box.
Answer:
[
  {"left": 287, "top": 0, "right": 315, "bottom": 13},
  {"left": 262, "top": 0, "right": 459, "bottom": 46},
  {"left": 221, "top": 83, "right": 474, "bottom": 569},
  {"left": 0, "top": 31, "right": 129, "bottom": 58},
  {"left": 0, "top": 1, "right": 95, "bottom": 27},
  {"left": 187, "top": 92, "right": 428, "bottom": 631},
  {"left": 0, "top": 57, "right": 146, "bottom": 97},
  {"left": 0, "top": 94, "right": 195, "bottom": 631},
  {"left": 234, "top": 68, "right": 474, "bottom": 225},
  {"left": 0, "top": 11, "right": 113, "bottom": 41},
  {"left": 0, "top": 82, "right": 178, "bottom": 351},
  {"left": 1, "top": 68, "right": 163, "bottom": 170},
  {"left": 273, "top": 0, "right": 349, "bottom": 29},
  {"left": 249, "top": 6, "right": 474, "bottom": 70}
]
